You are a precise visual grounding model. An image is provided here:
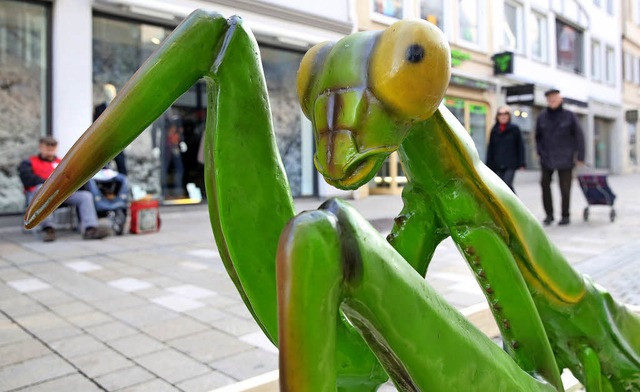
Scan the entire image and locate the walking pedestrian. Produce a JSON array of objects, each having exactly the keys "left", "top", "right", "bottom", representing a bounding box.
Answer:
[
  {"left": 535, "top": 89, "right": 585, "bottom": 226},
  {"left": 486, "top": 105, "right": 525, "bottom": 193}
]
